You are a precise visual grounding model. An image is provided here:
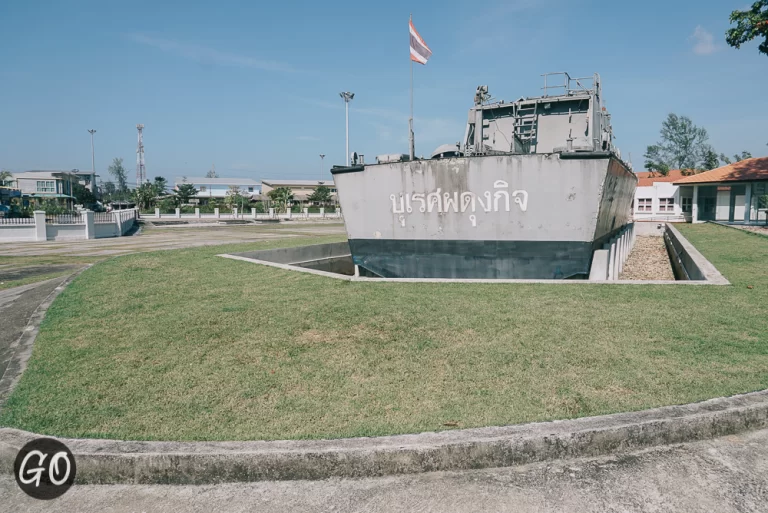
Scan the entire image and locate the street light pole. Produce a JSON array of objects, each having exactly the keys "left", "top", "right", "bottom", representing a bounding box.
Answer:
[
  {"left": 319, "top": 154, "right": 325, "bottom": 181},
  {"left": 339, "top": 92, "right": 354, "bottom": 165},
  {"left": 87, "top": 129, "right": 96, "bottom": 176}
]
